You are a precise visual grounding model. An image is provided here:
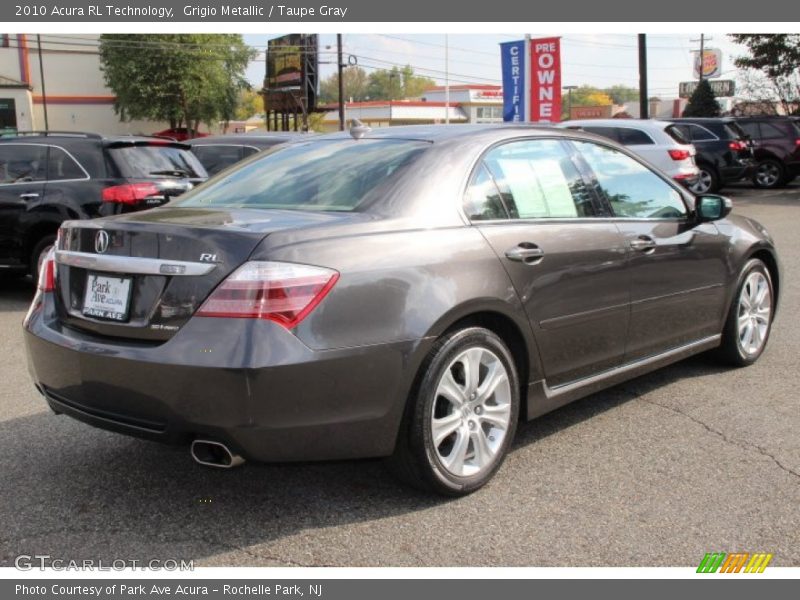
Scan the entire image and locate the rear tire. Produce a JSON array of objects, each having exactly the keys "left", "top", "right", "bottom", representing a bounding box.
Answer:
[
  {"left": 752, "top": 159, "right": 785, "bottom": 189},
  {"left": 716, "top": 259, "right": 774, "bottom": 367},
  {"left": 390, "top": 327, "right": 520, "bottom": 496},
  {"left": 30, "top": 235, "right": 56, "bottom": 286},
  {"left": 690, "top": 165, "right": 720, "bottom": 194}
]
